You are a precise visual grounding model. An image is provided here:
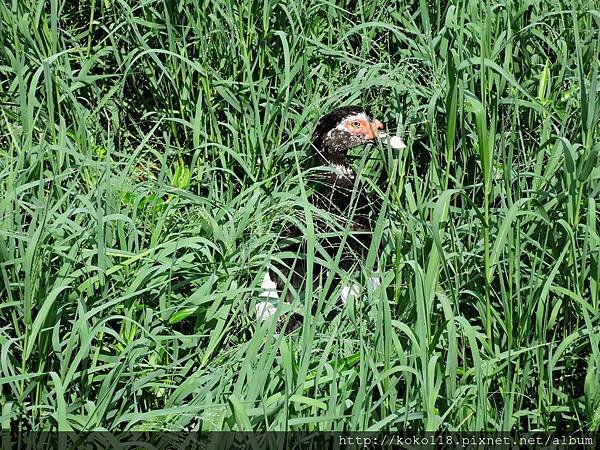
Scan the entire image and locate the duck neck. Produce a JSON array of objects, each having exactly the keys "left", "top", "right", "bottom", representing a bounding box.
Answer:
[{"left": 315, "top": 149, "right": 356, "bottom": 187}]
